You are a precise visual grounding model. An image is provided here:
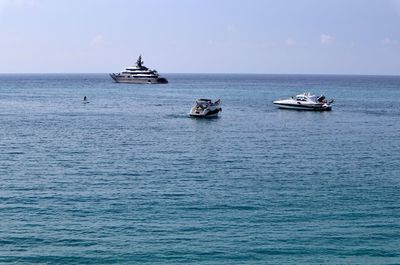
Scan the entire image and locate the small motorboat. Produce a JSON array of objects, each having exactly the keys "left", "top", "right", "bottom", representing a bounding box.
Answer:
[
  {"left": 273, "top": 92, "right": 334, "bottom": 111},
  {"left": 189, "top": 99, "right": 222, "bottom": 117}
]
